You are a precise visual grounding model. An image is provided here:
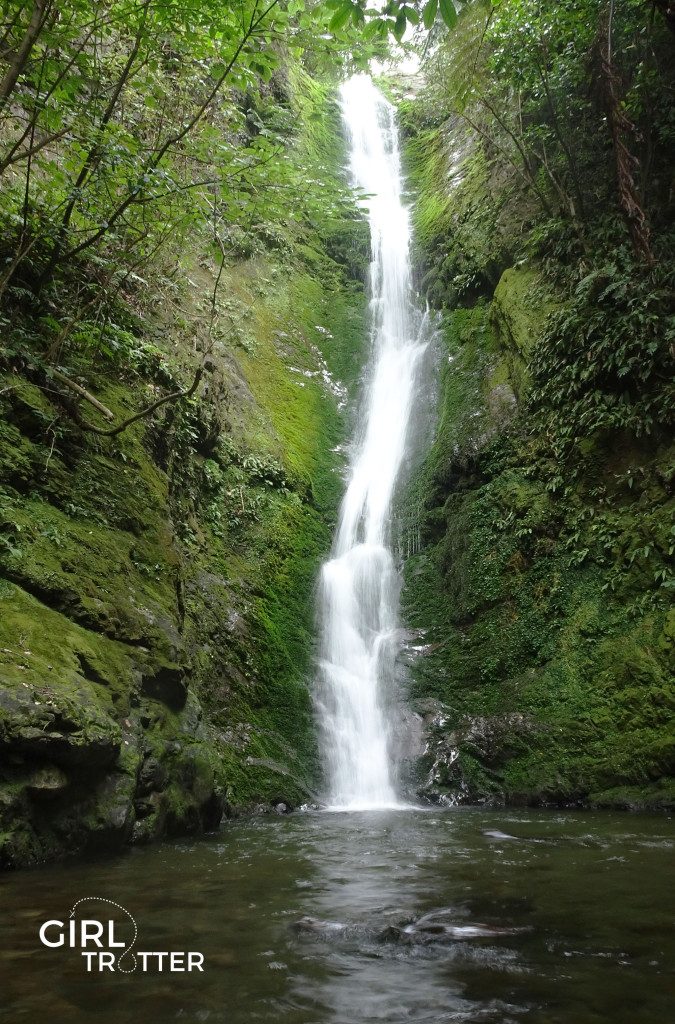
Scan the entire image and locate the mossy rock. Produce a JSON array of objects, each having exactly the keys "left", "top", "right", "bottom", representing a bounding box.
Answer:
[{"left": 0, "top": 64, "right": 370, "bottom": 866}]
